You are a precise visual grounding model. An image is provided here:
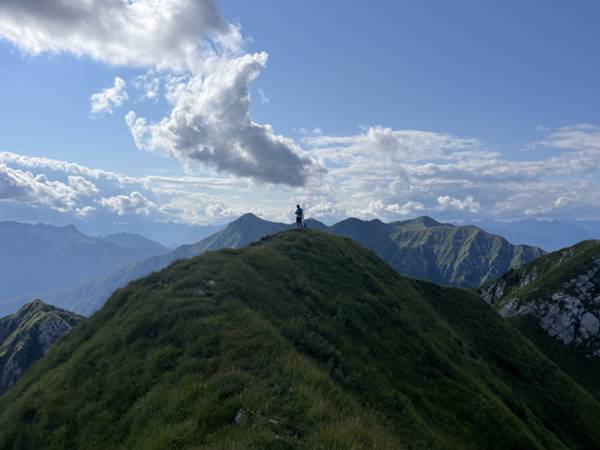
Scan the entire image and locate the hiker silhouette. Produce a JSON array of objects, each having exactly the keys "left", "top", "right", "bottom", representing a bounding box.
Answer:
[{"left": 295, "top": 204, "right": 304, "bottom": 230}]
